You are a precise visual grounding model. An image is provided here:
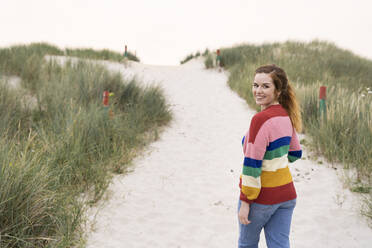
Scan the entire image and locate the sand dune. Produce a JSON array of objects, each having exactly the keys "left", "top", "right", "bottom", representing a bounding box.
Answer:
[{"left": 84, "top": 58, "right": 372, "bottom": 248}]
